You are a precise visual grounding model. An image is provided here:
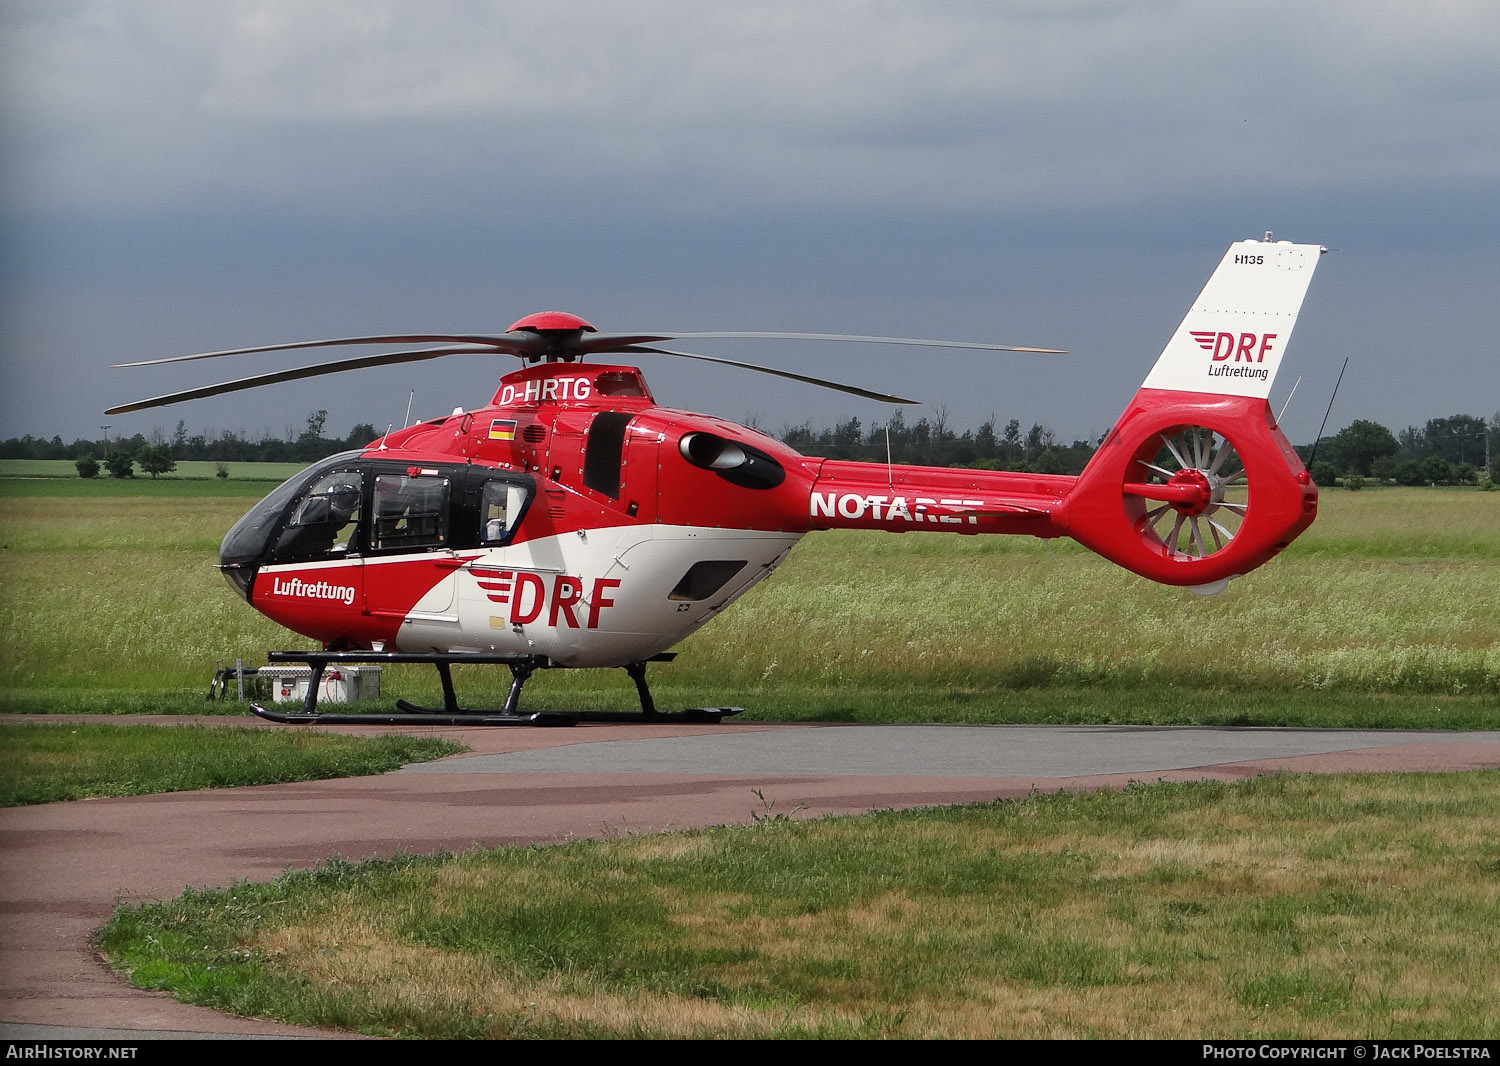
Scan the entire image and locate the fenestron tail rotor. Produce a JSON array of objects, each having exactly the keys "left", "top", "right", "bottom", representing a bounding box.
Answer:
[
  {"left": 107, "top": 310, "right": 1064, "bottom": 414},
  {"left": 1123, "top": 425, "right": 1250, "bottom": 562}
]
